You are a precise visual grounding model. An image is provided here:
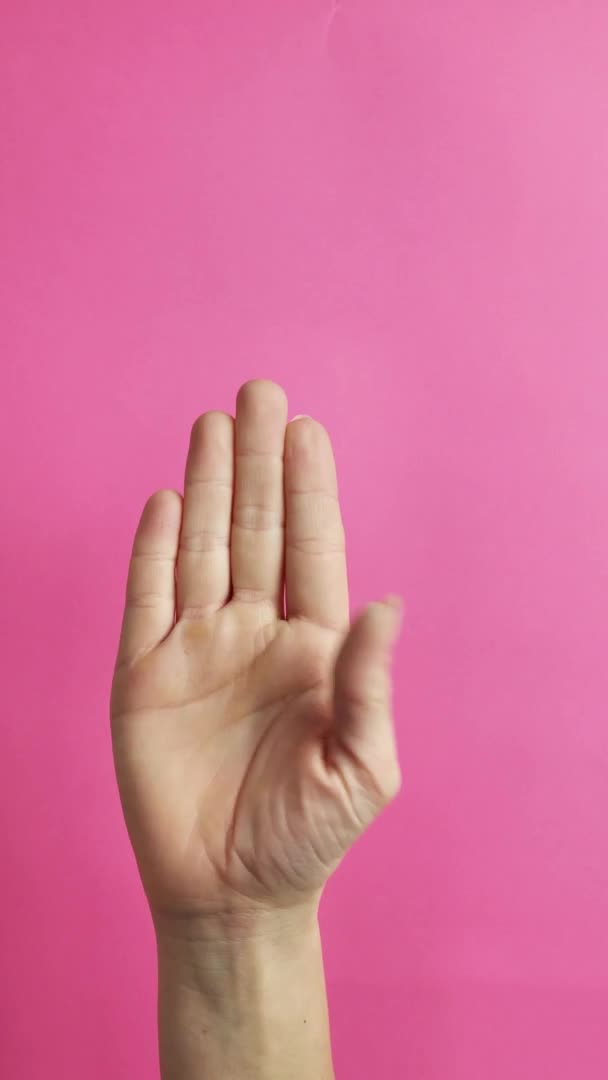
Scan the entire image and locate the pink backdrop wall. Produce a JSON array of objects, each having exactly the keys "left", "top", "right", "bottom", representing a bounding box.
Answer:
[{"left": 2, "top": 2, "right": 607, "bottom": 1076}]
